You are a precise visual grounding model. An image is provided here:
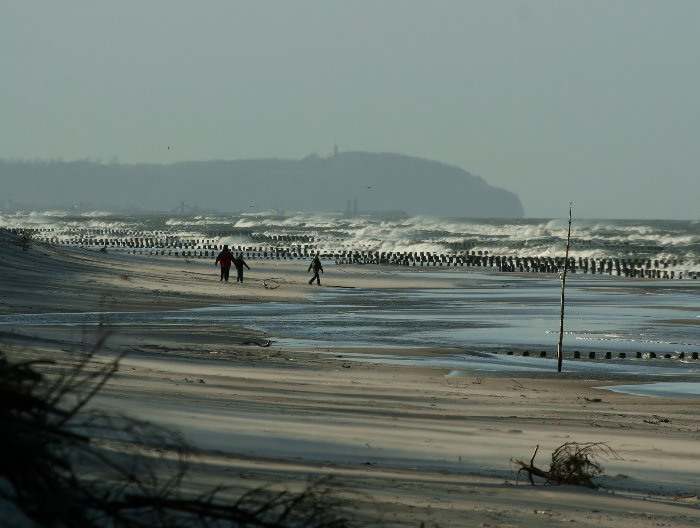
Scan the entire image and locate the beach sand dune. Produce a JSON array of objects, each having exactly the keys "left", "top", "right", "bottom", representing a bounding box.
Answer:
[{"left": 1, "top": 236, "right": 699, "bottom": 527}]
